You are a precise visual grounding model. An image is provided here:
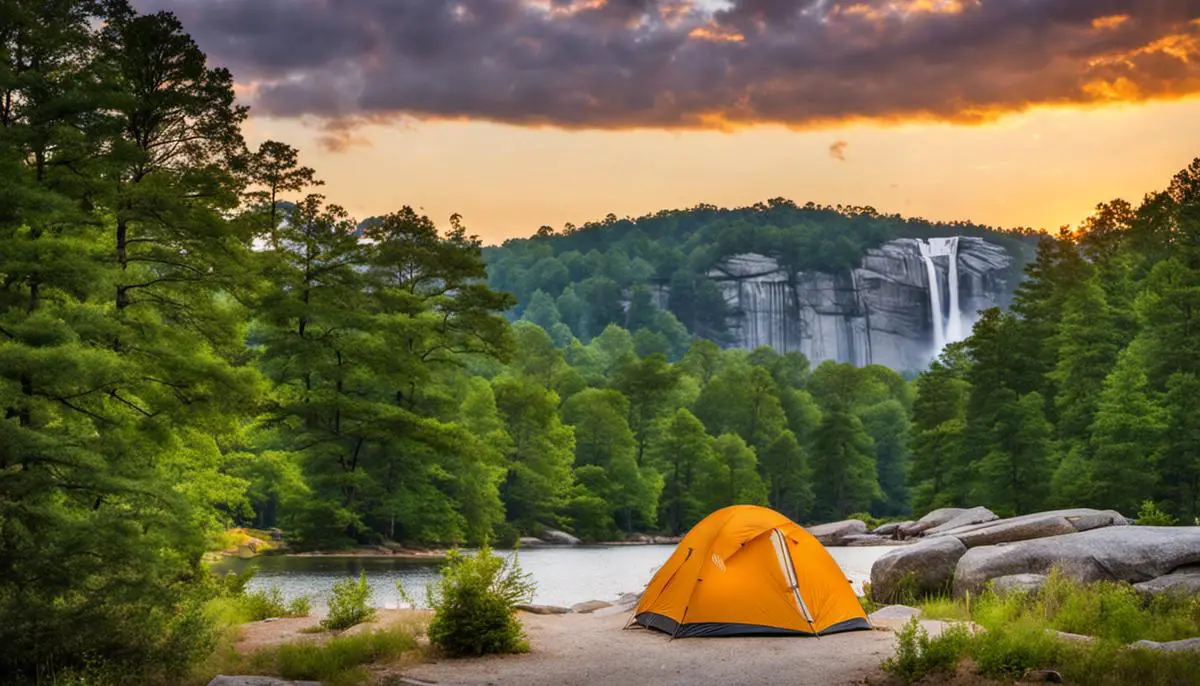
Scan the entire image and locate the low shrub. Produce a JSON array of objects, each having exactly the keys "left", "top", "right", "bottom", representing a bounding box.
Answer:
[
  {"left": 1135, "top": 500, "right": 1178, "bottom": 526},
  {"left": 846, "top": 512, "right": 889, "bottom": 530},
  {"left": 423, "top": 546, "right": 535, "bottom": 657},
  {"left": 883, "top": 617, "right": 972, "bottom": 680},
  {"left": 322, "top": 572, "right": 377, "bottom": 631},
  {"left": 243, "top": 585, "right": 311, "bottom": 621}
]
